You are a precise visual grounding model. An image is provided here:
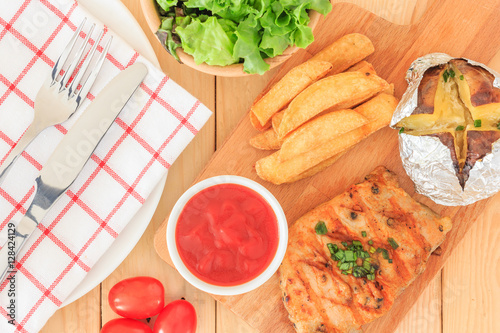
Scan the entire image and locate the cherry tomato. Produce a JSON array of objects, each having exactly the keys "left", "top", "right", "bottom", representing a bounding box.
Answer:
[
  {"left": 108, "top": 276, "right": 164, "bottom": 319},
  {"left": 153, "top": 299, "right": 197, "bottom": 333},
  {"left": 101, "top": 318, "right": 152, "bottom": 333}
]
